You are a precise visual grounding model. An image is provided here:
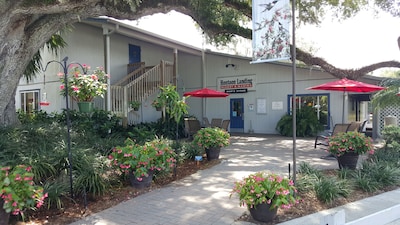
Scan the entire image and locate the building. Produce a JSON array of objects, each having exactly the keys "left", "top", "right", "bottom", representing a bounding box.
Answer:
[{"left": 16, "top": 17, "right": 382, "bottom": 135}]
